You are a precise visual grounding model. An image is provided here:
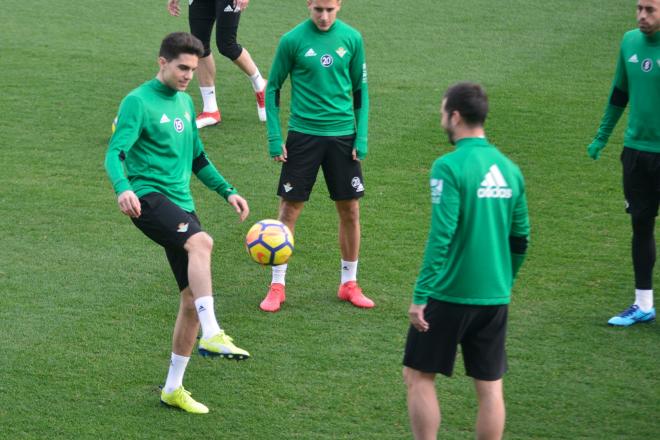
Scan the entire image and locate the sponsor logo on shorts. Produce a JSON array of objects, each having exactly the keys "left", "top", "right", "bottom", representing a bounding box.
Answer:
[
  {"left": 641, "top": 58, "right": 653, "bottom": 72},
  {"left": 351, "top": 177, "right": 364, "bottom": 192},
  {"left": 321, "top": 54, "right": 334, "bottom": 67},
  {"left": 177, "top": 223, "right": 189, "bottom": 233},
  {"left": 430, "top": 178, "right": 443, "bottom": 204},
  {"left": 283, "top": 182, "right": 293, "bottom": 193},
  {"left": 173, "top": 118, "right": 184, "bottom": 133}
]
